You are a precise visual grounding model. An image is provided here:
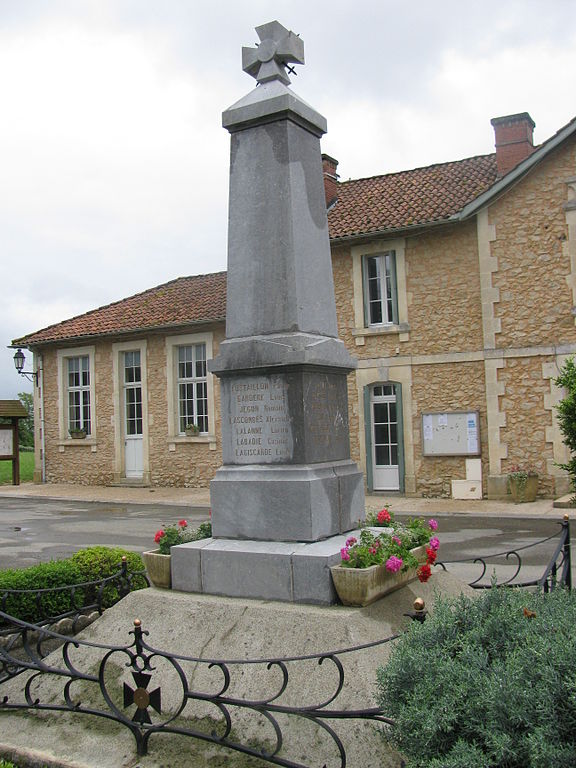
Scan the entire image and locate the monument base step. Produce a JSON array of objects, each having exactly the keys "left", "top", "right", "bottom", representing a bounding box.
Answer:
[{"left": 171, "top": 531, "right": 363, "bottom": 605}]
